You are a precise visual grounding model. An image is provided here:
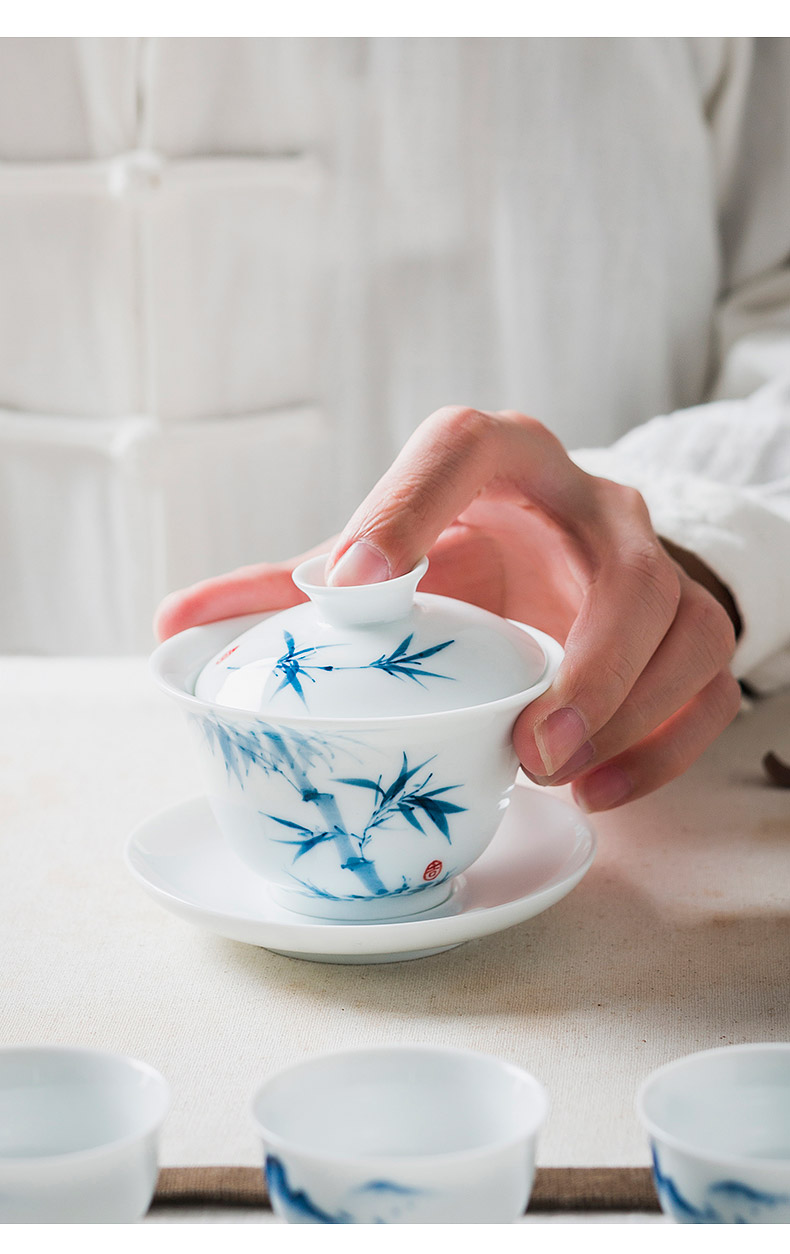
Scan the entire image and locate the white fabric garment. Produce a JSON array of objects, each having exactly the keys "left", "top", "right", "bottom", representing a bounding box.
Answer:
[{"left": 0, "top": 37, "right": 788, "bottom": 683}]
